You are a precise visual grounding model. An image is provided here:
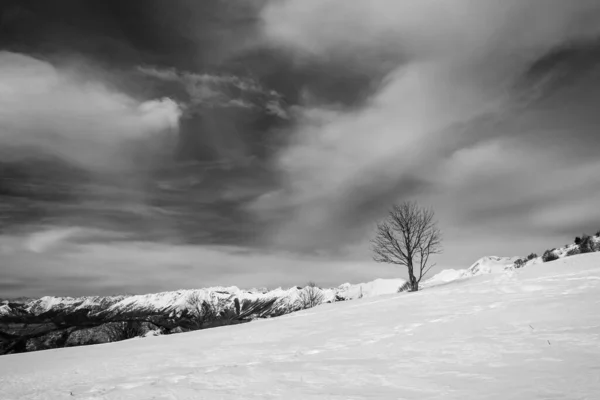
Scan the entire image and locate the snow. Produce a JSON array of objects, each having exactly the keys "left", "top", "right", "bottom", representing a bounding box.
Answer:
[
  {"left": 336, "top": 278, "right": 407, "bottom": 298},
  {"left": 552, "top": 244, "right": 579, "bottom": 259},
  {"left": 0, "top": 304, "right": 9, "bottom": 316},
  {"left": 423, "top": 255, "right": 519, "bottom": 287},
  {"left": 466, "top": 255, "right": 520, "bottom": 274},
  {"left": 423, "top": 268, "right": 468, "bottom": 284},
  {"left": 2, "top": 279, "right": 405, "bottom": 319},
  {"left": 2, "top": 253, "right": 600, "bottom": 399}
]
